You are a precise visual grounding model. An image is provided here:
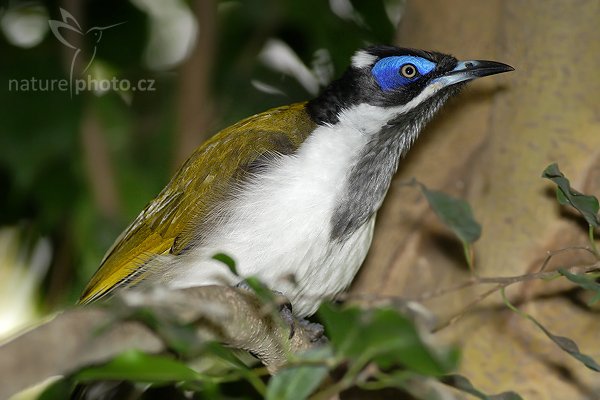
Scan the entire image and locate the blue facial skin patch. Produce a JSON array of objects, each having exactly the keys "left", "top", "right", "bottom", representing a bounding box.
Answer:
[{"left": 372, "top": 56, "right": 436, "bottom": 91}]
